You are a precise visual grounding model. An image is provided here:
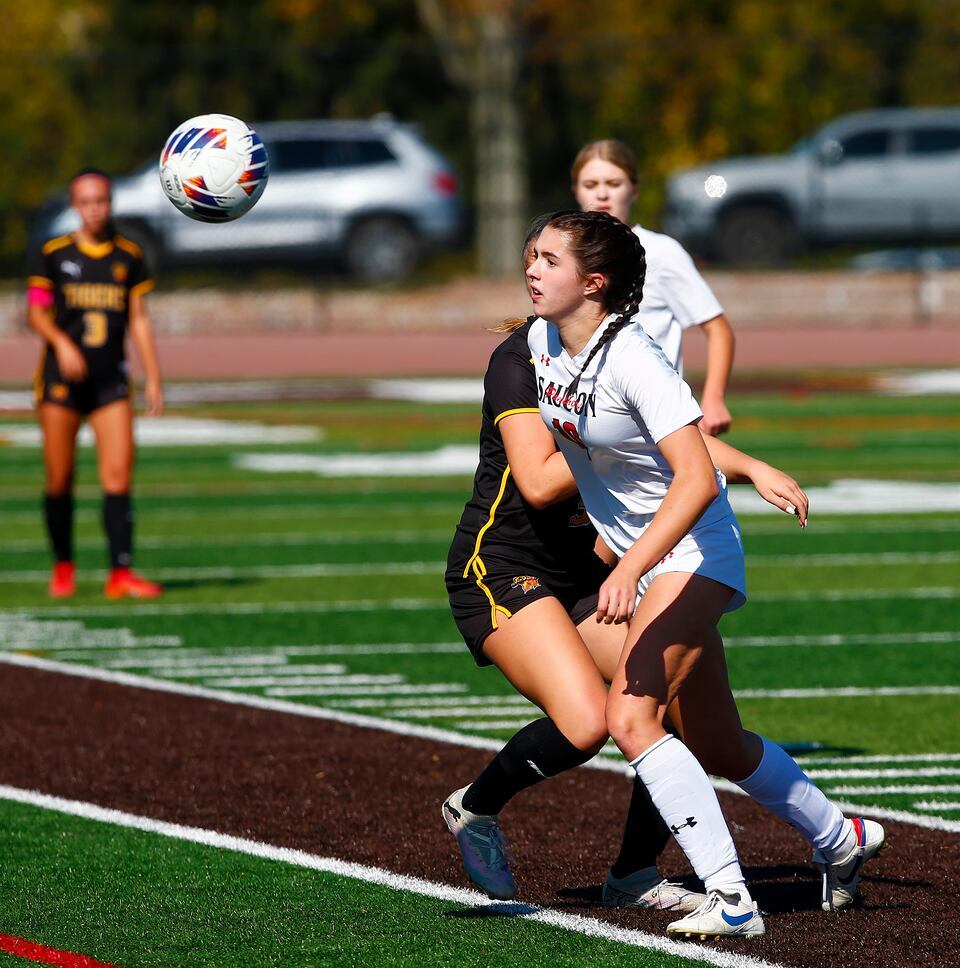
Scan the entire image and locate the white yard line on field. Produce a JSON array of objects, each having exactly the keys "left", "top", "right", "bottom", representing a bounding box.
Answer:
[
  {"left": 6, "top": 585, "right": 960, "bottom": 620},
  {"left": 2, "top": 530, "right": 452, "bottom": 552},
  {"left": 803, "top": 767, "right": 960, "bottom": 779},
  {"left": 203, "top": 674, "right": 405, "bottom": 688},
  {"left": 829, "top": 785, "right": 960, "bottom": 795},
  {"left": 734, "top": 685, "right": 960, "bottom": 698},
  {"left": 0, "top": 784, "right": 781, "bottom": 968},
  {"left": 796, "top": 753, "right": 960, "bottom": 765},
  {"left": 0, "top": 562, "right": 445, "bottom": 583},
  {"left": 914, "top": 801, "right": 960, "bottom": 811},
  {"left": 263, "top": 683, "right": 468, "bottom": 697},
  {"left": 2, "top": 653, "right": 959, "bottom": 834}
]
